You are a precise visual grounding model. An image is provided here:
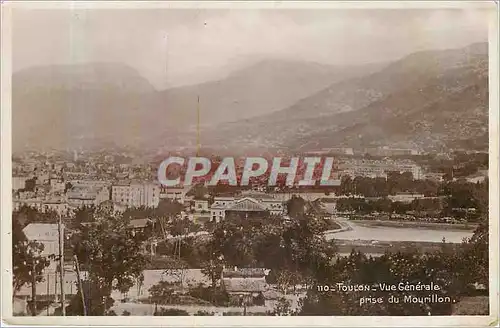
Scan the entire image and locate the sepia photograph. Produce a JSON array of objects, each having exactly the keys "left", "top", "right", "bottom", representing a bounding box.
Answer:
[{"left": 1, "top": 1, "right": 498, "bottom": 326}]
